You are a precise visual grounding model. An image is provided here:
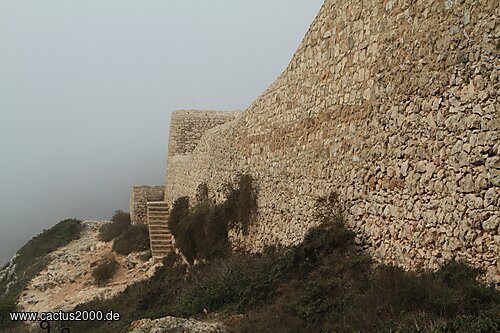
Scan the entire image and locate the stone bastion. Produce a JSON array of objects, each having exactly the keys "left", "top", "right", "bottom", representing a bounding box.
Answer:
[{"left": 134, "top": 0, "right": 499, "bottom": 284}]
